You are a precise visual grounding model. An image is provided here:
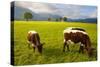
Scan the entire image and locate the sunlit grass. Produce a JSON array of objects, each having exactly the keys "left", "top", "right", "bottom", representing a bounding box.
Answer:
[{"left": 12, "top": 21, "right": 97, "bottom": 65}]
